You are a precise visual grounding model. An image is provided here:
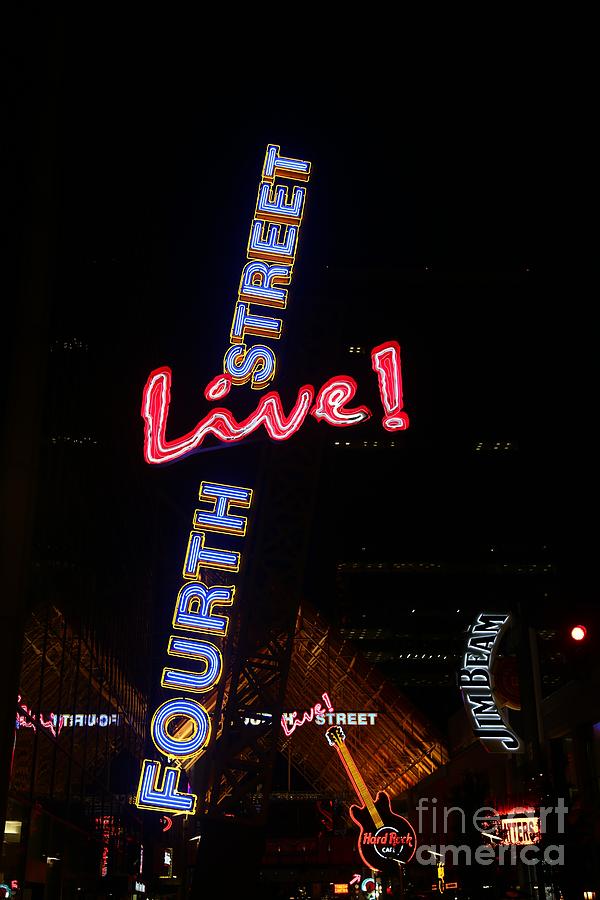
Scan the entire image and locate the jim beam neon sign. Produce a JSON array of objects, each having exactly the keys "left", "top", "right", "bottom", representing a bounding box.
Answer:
[
  {"left": 135, "top": 143, "right": 412, "bottom": 814},
  {"left": 459, "top": 613, "right": 521, "bottom": 752}
]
